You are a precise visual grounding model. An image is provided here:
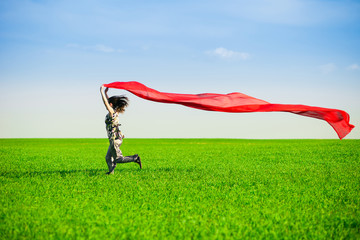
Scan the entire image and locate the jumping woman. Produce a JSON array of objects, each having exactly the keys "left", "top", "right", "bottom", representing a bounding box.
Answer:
[{"left": 100, "top": 85, "right": 142, "bottom": 174}]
